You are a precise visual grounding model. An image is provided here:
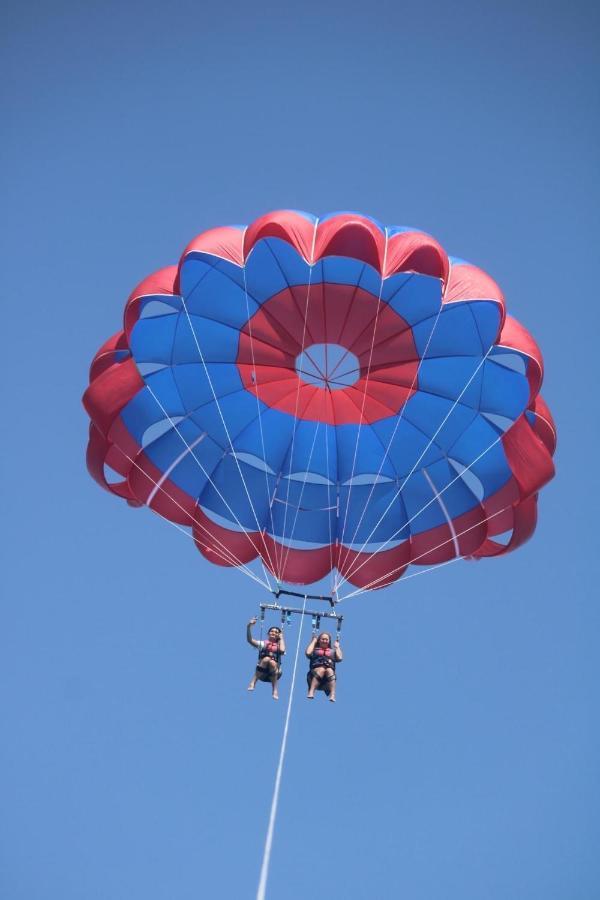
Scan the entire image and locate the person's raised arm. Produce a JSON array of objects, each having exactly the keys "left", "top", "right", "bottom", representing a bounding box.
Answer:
[
  {"left": 278, "top": 630, "right": 286, "bottom": 655},
  {"left": 334, "top": 639, "right": 343, "bottom": 662},
  {"left": 246, "top": 618, "right": 260, "bottom": 648},
  {"left": 305, "top": 636, "right": 317, "bottom": 658}
]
